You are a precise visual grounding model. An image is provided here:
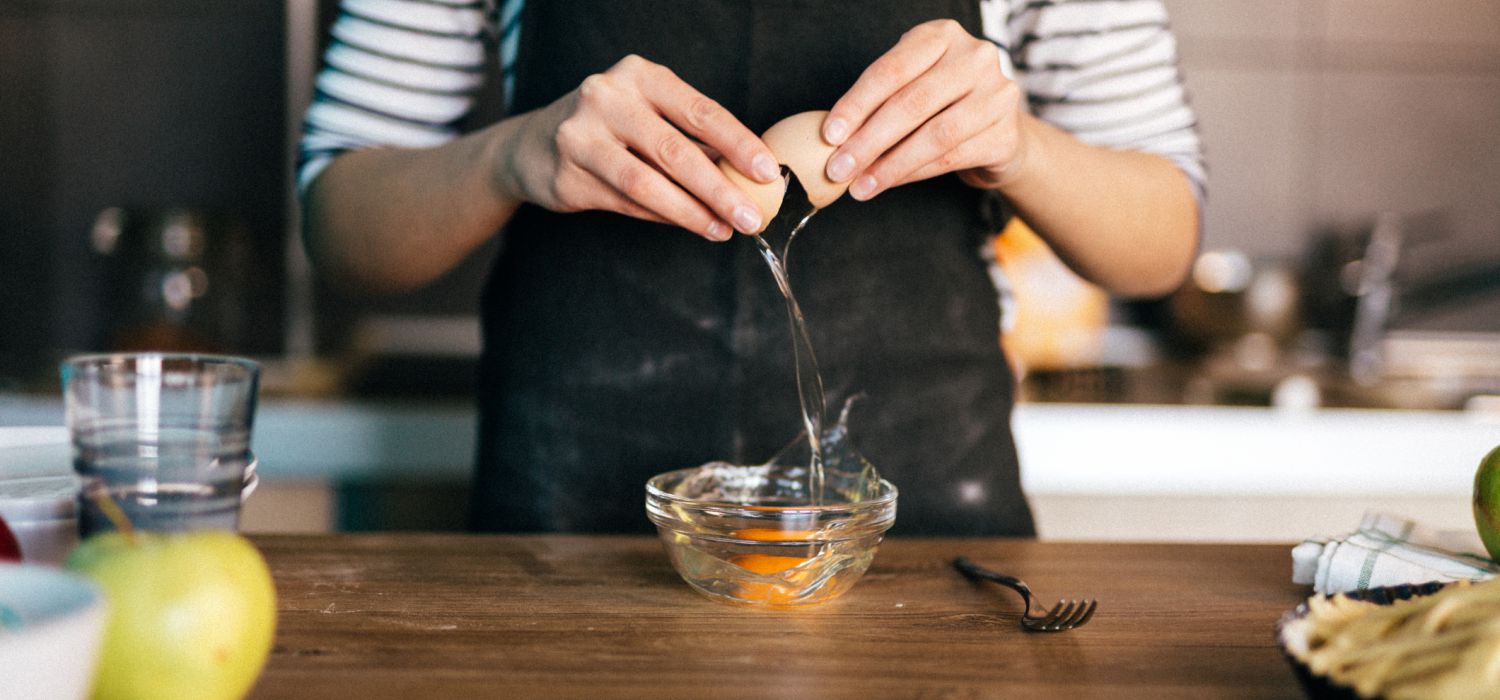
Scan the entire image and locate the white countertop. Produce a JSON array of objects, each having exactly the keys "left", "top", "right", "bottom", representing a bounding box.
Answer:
[
  {"left": 1014, "top": 403, "right": 1500, "bottom": 499},
  {"left": 5, "top": 396, "right": 1498, "bottom": 498}
]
